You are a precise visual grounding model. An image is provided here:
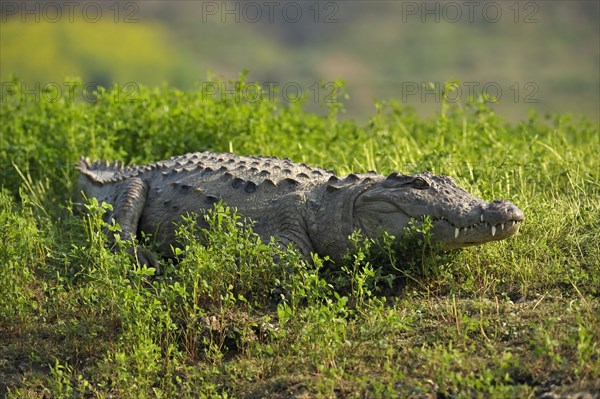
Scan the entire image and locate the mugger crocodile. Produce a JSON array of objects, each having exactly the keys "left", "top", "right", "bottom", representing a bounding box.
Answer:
[{"left": 77, "top": 152, "right": 524, "bottom": 267}]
